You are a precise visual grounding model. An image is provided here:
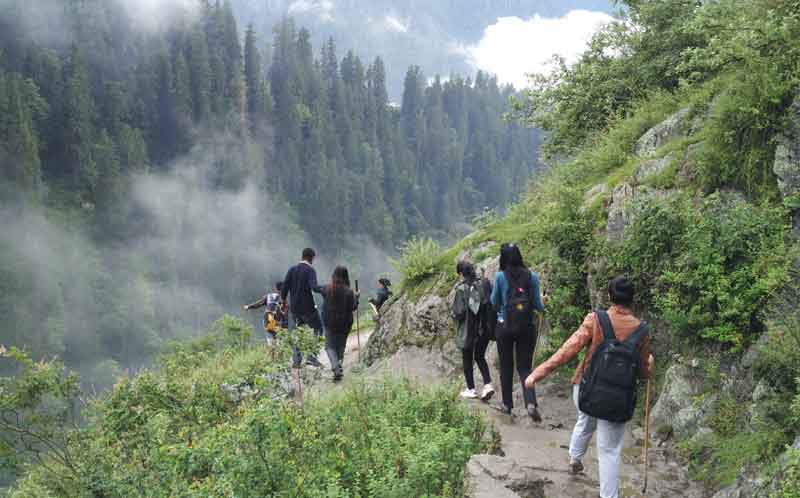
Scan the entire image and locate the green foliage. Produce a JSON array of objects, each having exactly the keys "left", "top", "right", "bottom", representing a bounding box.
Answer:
[
  {"left": 8, "top": 318, "right": 486, "bottom": 498},
  {"left": 611, "top": 193, "right": 791, "bottom": 348},
  {"left": 0, "top": 347, "right": 82, "bottom": 479},
  {"left": 391, "top": 237, "right": 442, "bottom": 286},
  {"left": 776, "top": 449, "right": 800, "bottom": 498}
]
